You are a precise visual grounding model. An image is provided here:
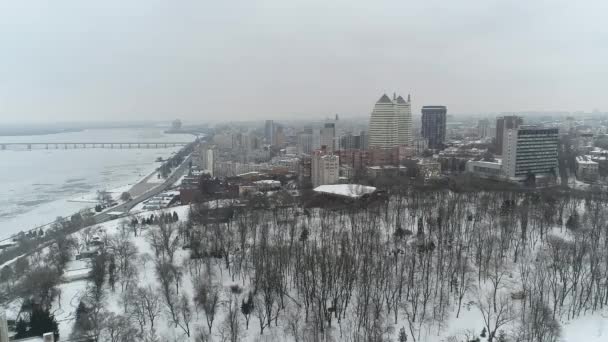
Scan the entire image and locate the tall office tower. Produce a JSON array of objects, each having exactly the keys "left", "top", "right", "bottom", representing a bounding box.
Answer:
[
  {"left": 477, "top": 119, "right": 490, "bottom": 138},
  {"left": 274, "top": 125, "right": 286, "bottom": 146},
  {"left": 339, "top": 133, "right": 358, "bottom": 150},
  {"left": 297, "top": 132, "right": 313, "bottom": 154},
  {"left": 311, "top": 152, "right": 340, "bottom": 187},
  {"left": 312, "top": 128, "right": 321, "bottom": 150},
  {"left": 502, "top": 126, "right": 559, "bottom": 179},
  {"left": 321, "top": 123, "right": 336, "bottom": 152},
  {"left": 421, "top": 106, "right": 447, "bottom": 149},
  {"left": 265, "top": 120, "right": 274, "bottom": 145},
  {"left": 496, "top": 115, "right": 523, "bottom": 155},
  {"left": 199, "top": 147, "right": 216, "bottom": 176},
  {"left": 396, "top": 94, "right": 413, "bottom": 145},
  {"left": 359, "top": 131, "right": 369, "bottom": 150},
  {"left": 369, "top": 93, "right": 412, "bottom": 149}
]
